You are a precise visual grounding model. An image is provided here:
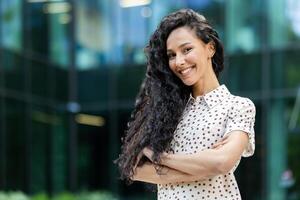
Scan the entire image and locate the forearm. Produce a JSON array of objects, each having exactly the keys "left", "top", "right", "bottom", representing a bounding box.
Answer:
[
  {"left": 161, "top": 149, "right": 224, "bottom": 177},
  {"left": 160, "top": 132, "right": 248, "bottom": 176},
  {"left": 133, "top": 162, "right": 205, "bottom": 185}
]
